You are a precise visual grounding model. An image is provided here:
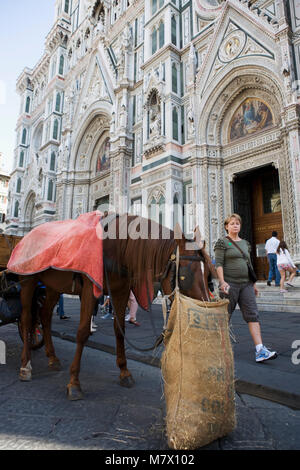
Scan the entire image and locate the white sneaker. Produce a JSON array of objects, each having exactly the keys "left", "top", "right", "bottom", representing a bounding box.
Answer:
[
  {"left": 256, "top": 345, "right": 277, "bottom": 363},
  {"left": 125, "top": 313, "right": 130, "bottom": 322},
  {"left": 90, "top": 318, "right": 98, "bottom": 332},
  {"left": 286, "top": 282, "right": 295, "bottom": 288}
]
